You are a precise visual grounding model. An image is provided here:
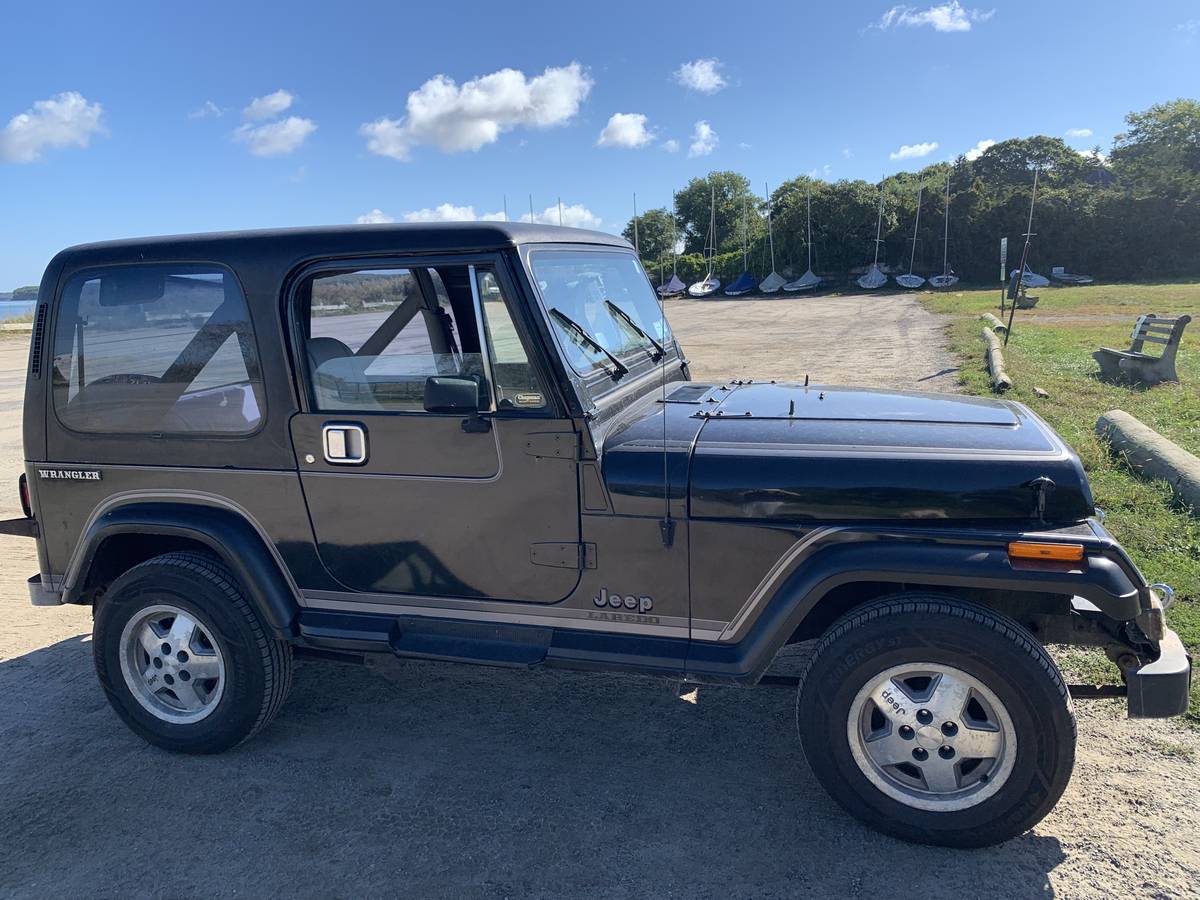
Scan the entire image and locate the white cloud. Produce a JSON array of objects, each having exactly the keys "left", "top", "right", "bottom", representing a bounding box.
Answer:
[
  {"left": 738, "top": 141, "right": 752, "bottom": 150},
  {"left": 0, "top": 91, "right": 105, "bottom": 163},
  {"left": 1176, "top": 19, "right": 1199, "bottom": 34},
  {"left": 964, "top": 138, "right": 996, "bottom": 160},
  {"left": 361, "top": 63, "right": 592, "bottom": 161},
  {"left": 401, "top": 203, "right": 507, "bottom": 222},
  {"left": 597, "top": 112, "right": 653, "bottom": 148},
  {"left": 808, "top": 164, "right": 833, "bottom": 179},
  {"left": 243, "top": 89, "right": 294, "bottom": 121},
  {"left": 875, "top": 1, "right": 994, "bottom": 32},
  {"left": 674, "top": 58, "right": 727, "bottom": 94},
  {"left": 356, "top": 208, "right": 395, "bottom": 224},
  {"left": 1065, "top": 127, "right": 1093, "bottom": 139},
  {"left": 188, "top": 100, "right": 224, "bottom": 119},
  {"left": 234, "top": 116, "right": 317, "bottom": 156},
  {"left": 661, "top": 138, "right": 680, "bottom": 153},
  {"left": 687, "top": 120, "right": 718, "bottom": 158},
  {"left": 521, "top": 203, "right": 601, "bottom": 229},
  {"left": 842, "top": 147, "right": 853, "bottom": 158},
  {"left": 1077, "top": 148, "right": 1108, "bottom": 162},
  {"left": 890, "top": 141, "right": 938, "bottom": 160}
]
